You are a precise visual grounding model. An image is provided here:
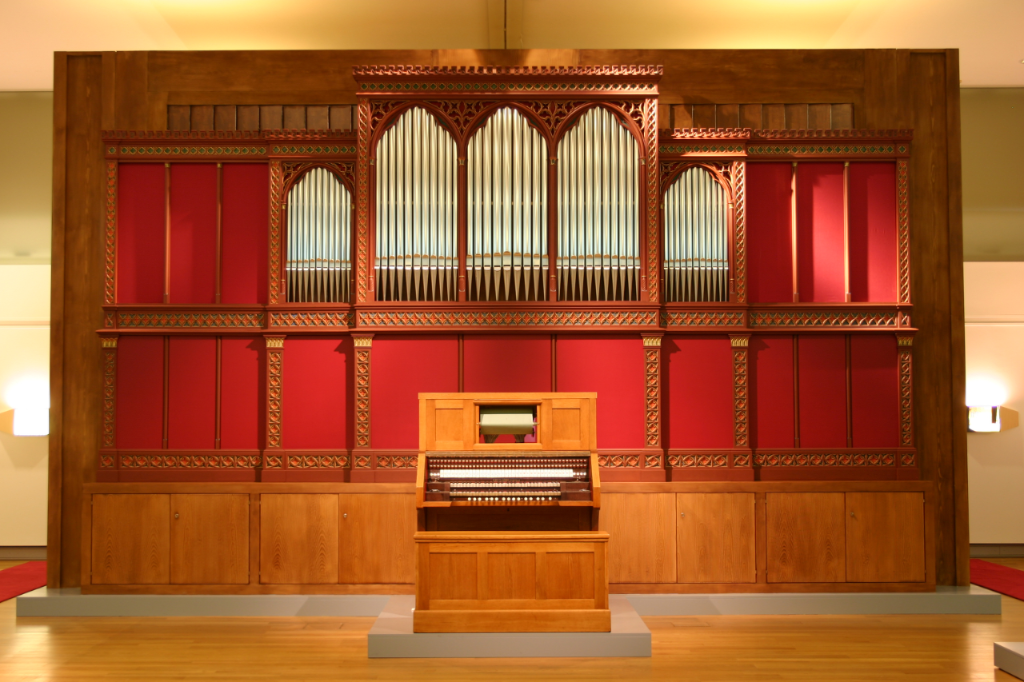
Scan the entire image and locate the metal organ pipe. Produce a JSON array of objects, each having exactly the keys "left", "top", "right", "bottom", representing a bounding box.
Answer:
[
  {"left": 467, "top": 107, "right": 547, "bottom": 301},
  {"left": 375, "top": 106, "right": 458, "bottom": 301},
  {"left": 556, "top": 107, "right": 639, "bottom": 301},
  {"left": 663, "top": 166, "right": 729, "bottom": 302},
  {"left": 285, "top": 167, "right": 350, "bottom": 303}
]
